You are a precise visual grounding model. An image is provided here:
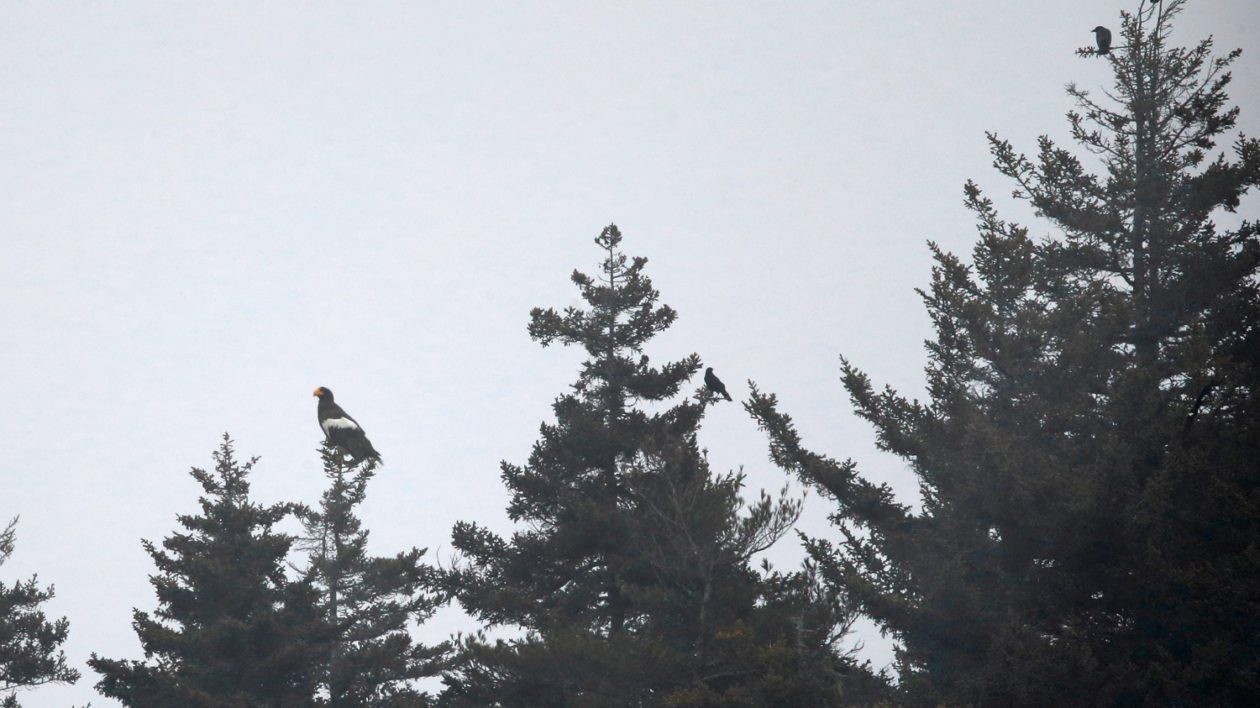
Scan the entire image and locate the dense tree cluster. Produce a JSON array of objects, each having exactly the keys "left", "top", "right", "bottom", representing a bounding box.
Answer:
[
  {"left": 83, "top": 438, "right": 451, "bottom": 708},
  {"left": 3, "top": 2, "right": 1255, "bottom": 705},
  {"left": 440, "top": 225, "right": 885, "bottom": 706},
  {"left": 749, "top": 1, "right": 1259, "bottom": 705}
]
